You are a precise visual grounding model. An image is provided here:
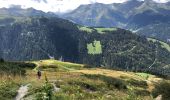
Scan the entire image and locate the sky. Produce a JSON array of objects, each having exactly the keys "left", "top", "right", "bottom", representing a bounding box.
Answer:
[{"left": 0, "top": 0, "right": 170, "bottom": 13}]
